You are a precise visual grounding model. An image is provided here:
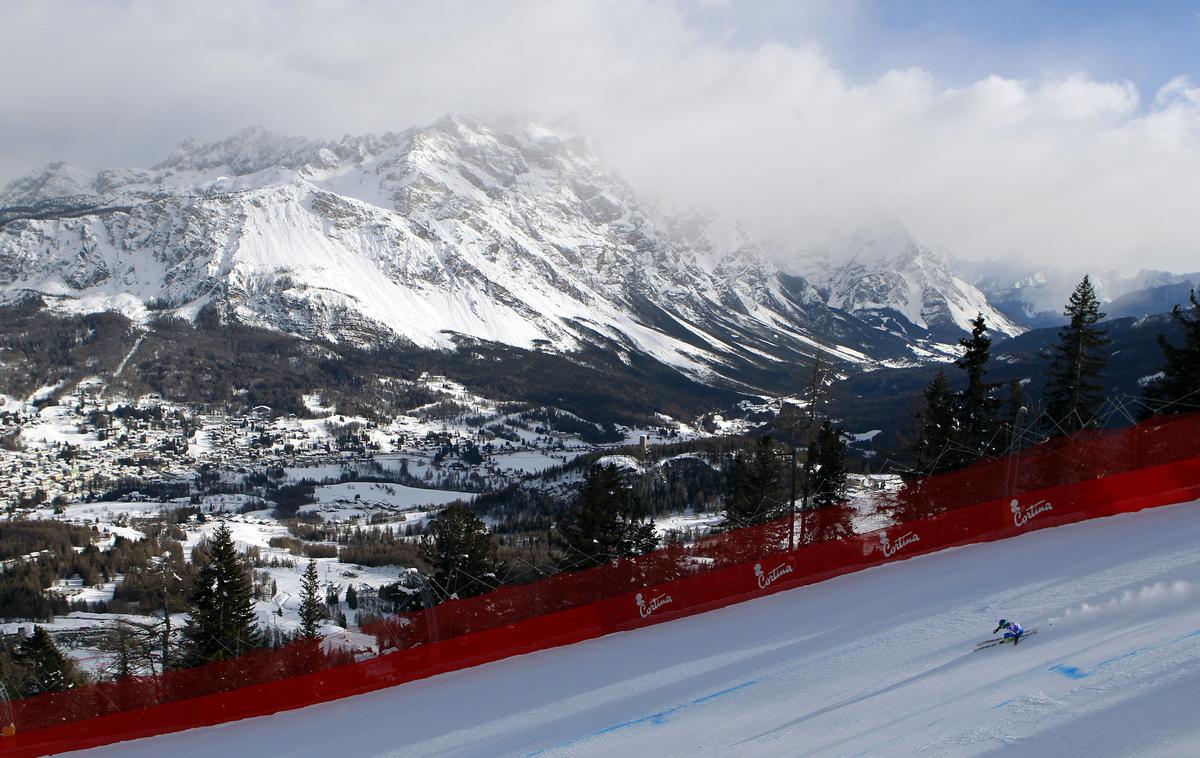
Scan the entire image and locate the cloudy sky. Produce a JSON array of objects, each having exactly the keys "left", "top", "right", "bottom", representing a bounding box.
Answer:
[{"left": 2, "top": 0, "right": 1198, "bottom": 272}]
